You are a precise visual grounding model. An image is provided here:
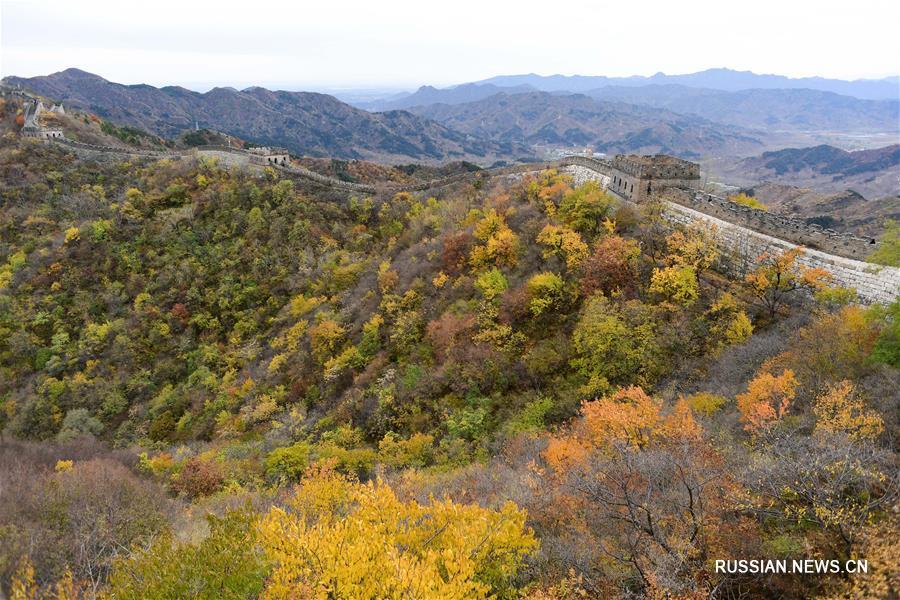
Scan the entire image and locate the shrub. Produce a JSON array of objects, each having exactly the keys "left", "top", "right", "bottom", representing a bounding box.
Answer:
[
  {"left": 257, "top": 468, "right": 537, "bottom": 598},
  {"left": 378, "top": 433, "right": 435, "bottom": 468},
  {"left": 171, "top": 457, "right": 224, "bottom": 498},
  {"left": 103, "top": 509, "right": 267, "bottom": 600},
  {"left": 686, "top": 392, "right": 727, "bottom": 416},
  {"left": 56, "top": 408, "right": 104, "bottom": 441},
  {"left": 264, "top": 442, "right": 312, "bottom": 482},
  {"left": 729, "top": 192, "right": 768, "bottom": 211},
  {"left": 525, "top": 272, "right": 566, "bottom": 316}
]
